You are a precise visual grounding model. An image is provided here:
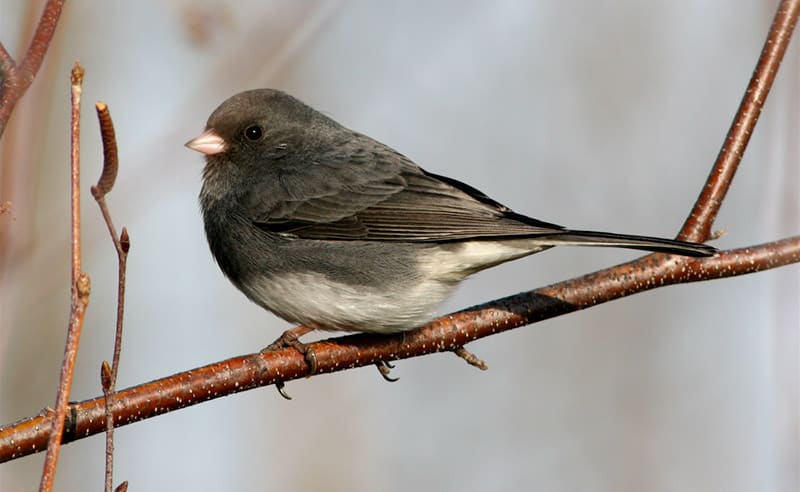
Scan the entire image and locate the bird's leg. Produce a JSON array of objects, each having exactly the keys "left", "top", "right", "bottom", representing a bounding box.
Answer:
[
  {"left": 262, "top": 326, "right": 318, "bottom": 400},
  {"left": 375, "top": 360, "right": 399, "bottom": 382},
  {"left": 453, "top": 346, "right": 489, "bottom": 370},
  {"left": 263, "top": 325, "right": 318, "bottom": 374}
]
